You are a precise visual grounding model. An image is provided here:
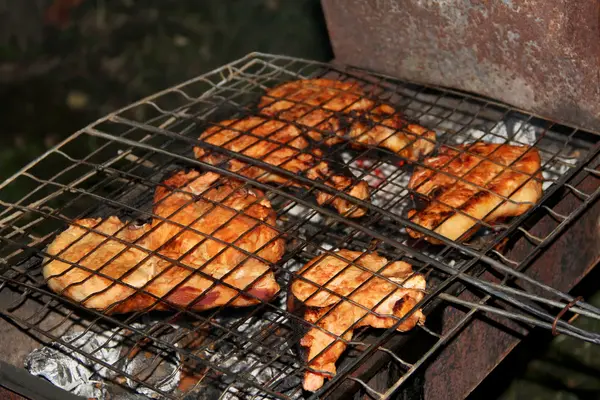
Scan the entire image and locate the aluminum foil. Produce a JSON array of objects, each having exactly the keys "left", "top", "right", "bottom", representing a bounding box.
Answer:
[
  {"left": 25, "top": 322, "right": 181, "bottom": 399},
  {"left": 204, "top": 297, "right": 304, "bottom": 400},
  {"left": 23, "top": 302, "right": 303, "bottom": 400}
]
